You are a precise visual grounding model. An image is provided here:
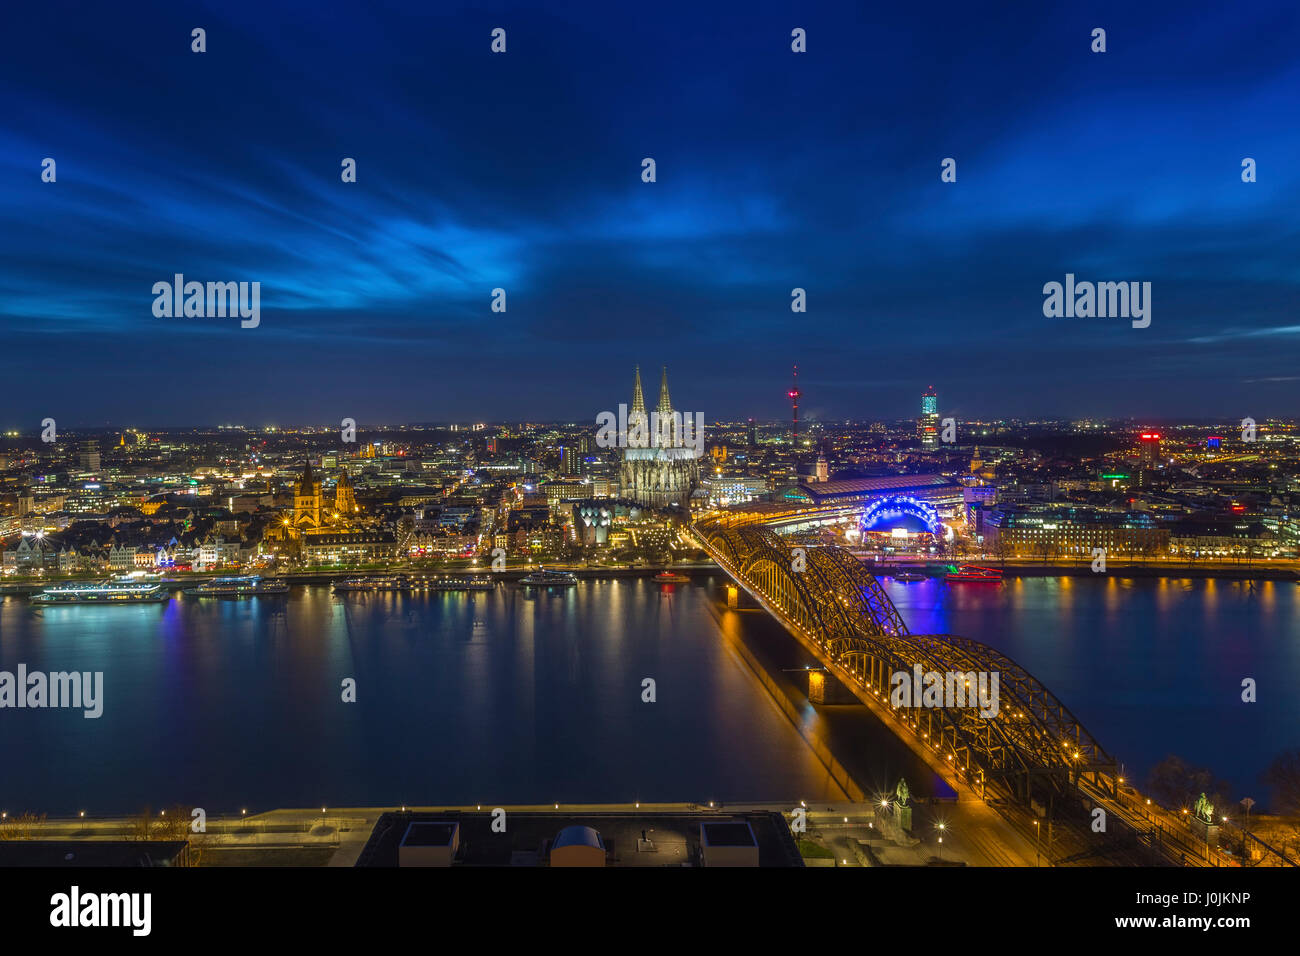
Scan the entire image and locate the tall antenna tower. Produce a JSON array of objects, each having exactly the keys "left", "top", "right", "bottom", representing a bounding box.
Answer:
[{"left": 787, "top": 365, "right": 801, "bottom": 447}]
